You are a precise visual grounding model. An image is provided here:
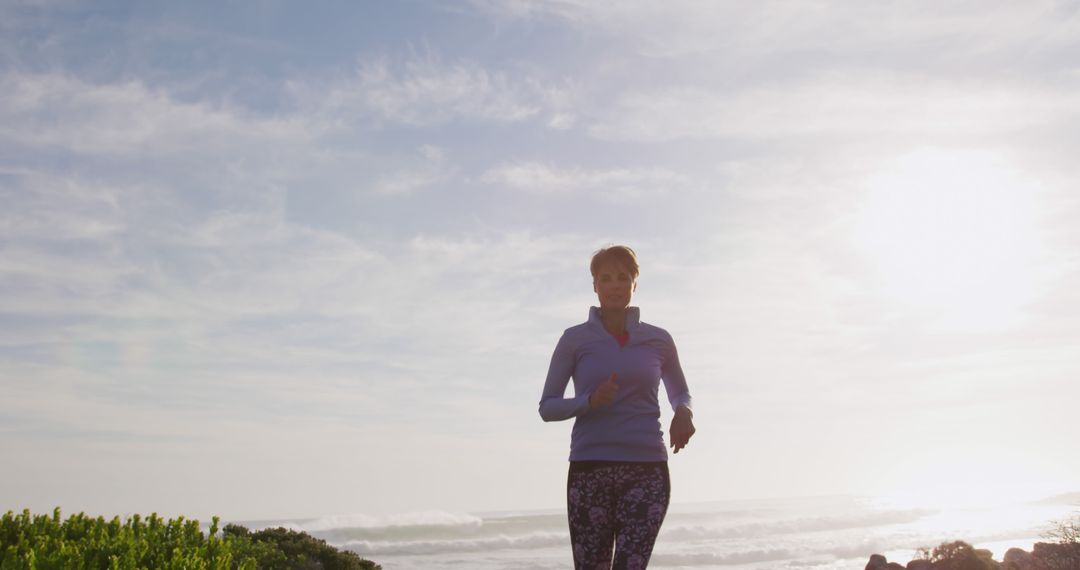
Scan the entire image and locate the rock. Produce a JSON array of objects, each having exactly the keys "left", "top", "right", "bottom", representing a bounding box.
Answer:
[
  {"left": 865, "top": 554, "right": 888, "bottom": 570},
  {"left": 864, "top": 555, "right": 906, "bottom": 570},
  {"left": 906, "top": 561, "right": 933, "bottom": 570},
  {"left": 1004, "top": 547, "right": 1033, "bottom": 568}
]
